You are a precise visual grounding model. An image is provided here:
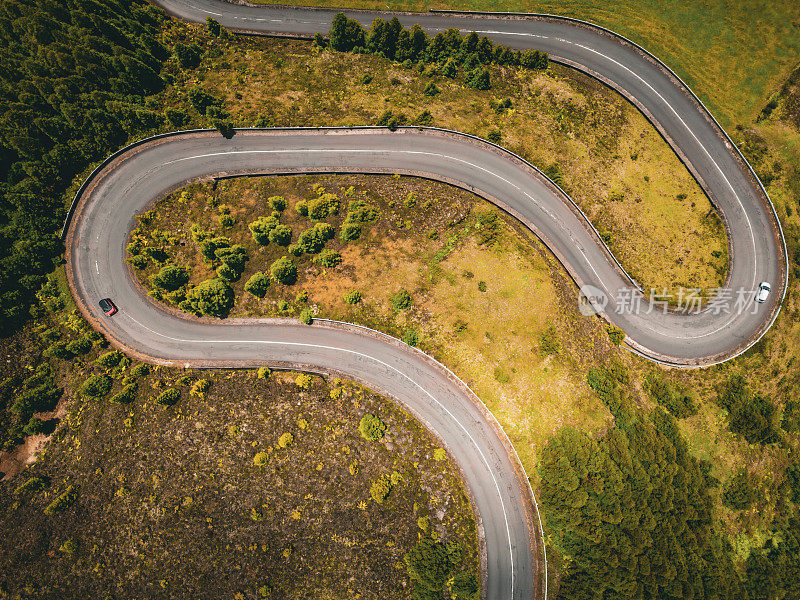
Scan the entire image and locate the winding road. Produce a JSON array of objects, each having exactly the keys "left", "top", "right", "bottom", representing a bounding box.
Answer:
[{"left": 63, "top": 4, "right": 789, "bottom": 600}]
